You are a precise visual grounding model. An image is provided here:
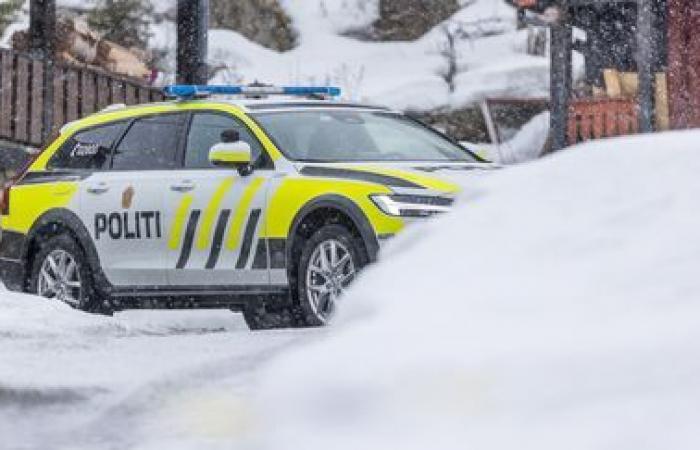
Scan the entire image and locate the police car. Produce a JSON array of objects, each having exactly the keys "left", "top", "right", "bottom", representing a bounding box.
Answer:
[{"left": 0, "top": 85, "right": 488, "bottom": 329}]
